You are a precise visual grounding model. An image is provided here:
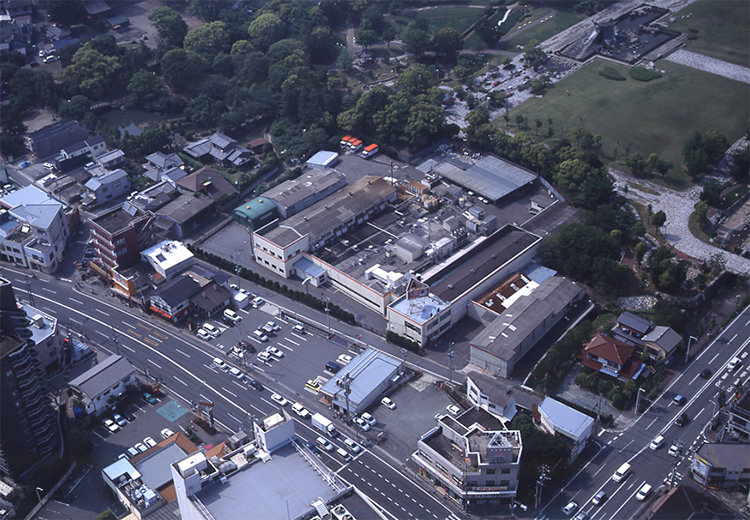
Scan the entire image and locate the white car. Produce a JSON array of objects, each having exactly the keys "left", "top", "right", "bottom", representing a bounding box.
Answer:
[
  {"left": 43, "top": 55, "right": 57, "bottom": 63},
  {"left": 649, "top": 435, "right": 664, "bottom": 450},
  {"left": 252, "top": 297, "right": 264, "bottom": 308},
  {"left": 266, "top": 346, "right": 285, "bottom": 358},
  {"left": 266, "top": 320, "right": 281, "bottom": 332},
  {"left": 316, "top": 436, "right": 334, "bottom": 452},
  {"left": 127, "top": 447, "right": 139, "bottom": 458},
  {"left": 257, "top": 351, "right": 271, "bottom": 362},
  {"left": 223, "top": 309, "right": 241, "bottom": 323},
  {"left": 446, "top": 405, "right": 460, "bottom": 416},
  {"left": 213, "top": 357, "right": 228, "bottom": 371},
  {"left": 160, "top": 428, "right": 175, "bottom": 439},
  {"left": 143, "top": 437, "right": 157, "bottom": 449},
  {"left": 353, "top": 417, "right": 371, "bottom": 431},
  {"left": 103, "top": 418, "right": 119, "bottom": 433},
  {"left": 337, "top": 354, "right": 352, "bottom": 365},
  {"left": 344, "top": 437, "right": 361, "bottom": 453},
  {"left": 134, "top": 442, "right": 148, "bottom": 453},
  {"left": 229, "top": 367, "right": 245, "bottom": 380},
  {"left": 271, "top": 393, "right": 289, "bottom": 406},
  {"left": 203, "top": 323, "right": 220, "bottom": 337},
  {"left": 292, "top": 402, "right": 310, "bottom": 418},
  {"left": 361, "top": 412, "right": 376, "bottom": 426},
  {"left": 381, "top": 397, "right": 396, "bottom": 409},
  {"left": 563, "top": 501, "right": 578, "bottom": 515},
  {"left": 197, "top": 329, "right": 212, "bottom": 341},
  {"left": 635, "top": 483, "right": 652, "bottom": 501},
  {"left": 253, "top": 330, "right": 268, "bottom": 342}
]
